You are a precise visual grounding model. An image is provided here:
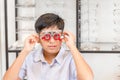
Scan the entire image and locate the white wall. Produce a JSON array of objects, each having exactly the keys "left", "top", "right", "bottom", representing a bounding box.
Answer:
[{"left": 83, "top": 53, "right": 120, "bottom": 80}]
